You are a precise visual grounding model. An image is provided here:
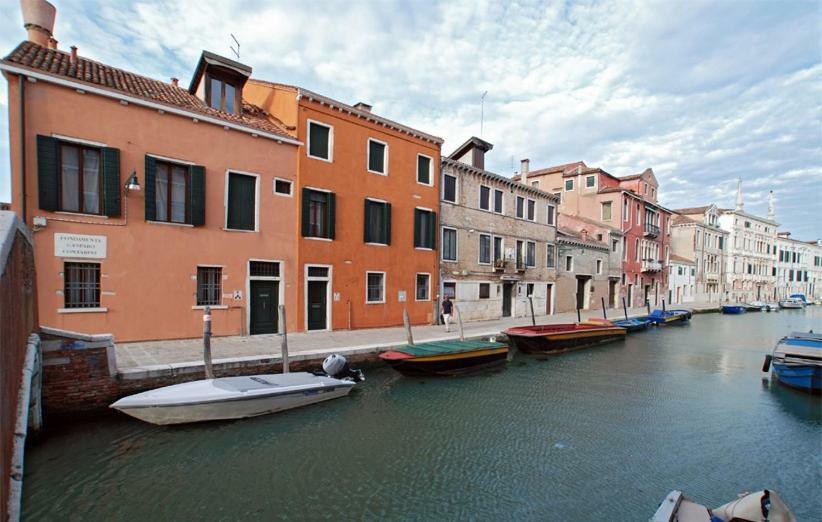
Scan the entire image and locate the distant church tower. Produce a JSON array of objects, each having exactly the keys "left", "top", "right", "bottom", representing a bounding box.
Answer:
[{"left": 735, "top": 178, "right": 744, "bottom": 211}]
